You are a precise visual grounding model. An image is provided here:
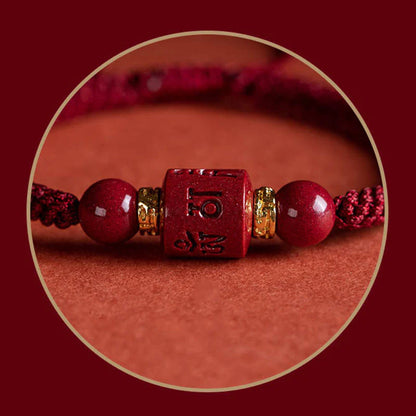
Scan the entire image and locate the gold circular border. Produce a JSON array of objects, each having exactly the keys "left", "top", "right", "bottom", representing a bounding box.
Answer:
[{"left": 26, "top": 30, "right": 389, "bottom": 393}]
